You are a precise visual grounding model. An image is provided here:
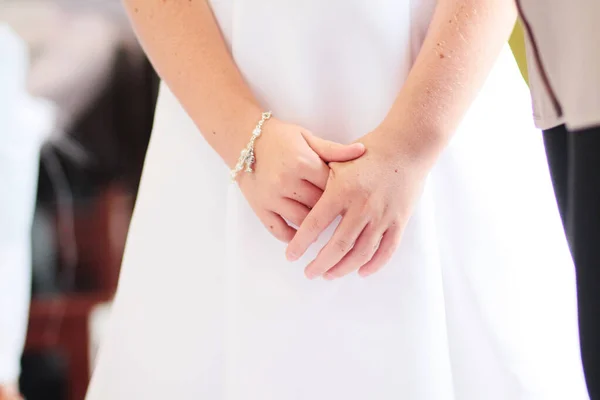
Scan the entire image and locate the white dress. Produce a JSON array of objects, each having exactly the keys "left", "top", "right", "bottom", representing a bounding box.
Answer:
[{"left": 86, "top": 1, "right": 589, "bottom": 399}]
